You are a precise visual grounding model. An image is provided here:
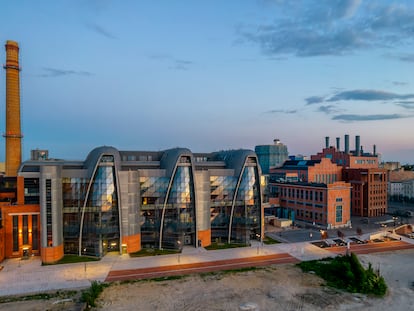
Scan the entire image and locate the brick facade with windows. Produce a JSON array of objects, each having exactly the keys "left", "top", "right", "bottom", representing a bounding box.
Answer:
[{"left": 274, "top": 181, "right": 351, "bottom": 228}]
